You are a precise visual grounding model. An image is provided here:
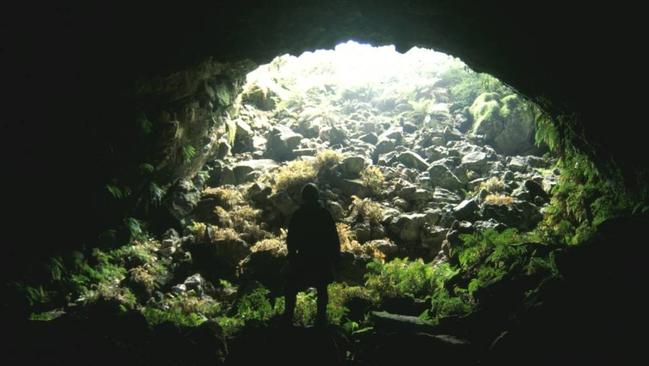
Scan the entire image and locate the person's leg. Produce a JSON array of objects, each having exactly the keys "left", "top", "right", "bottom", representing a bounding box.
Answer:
[
  {"left": 316, "top": 283, "right": 328, "bottom": 326},
  {"left": 284, "top": 281, "right": 297, "bottom": 324}
]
